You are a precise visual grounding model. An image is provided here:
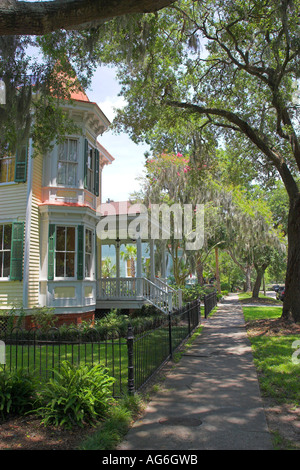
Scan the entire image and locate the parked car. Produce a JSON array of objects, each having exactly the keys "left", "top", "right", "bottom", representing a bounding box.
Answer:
[
  {"left": 273, "top": 284, "right": 280, "bottom": 292},
  {"left": 279, "top": 288, "right": 285, "bottom": 301},
  {"left": 276, "top": 286, "right": 285, "bottom": 300}
]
